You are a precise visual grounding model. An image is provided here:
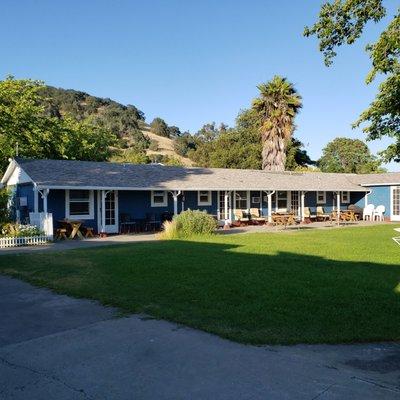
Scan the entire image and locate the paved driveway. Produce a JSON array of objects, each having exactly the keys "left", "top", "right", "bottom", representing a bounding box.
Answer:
[{"left": 0, "top": 275, "right": 399, "bottom": 399}]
